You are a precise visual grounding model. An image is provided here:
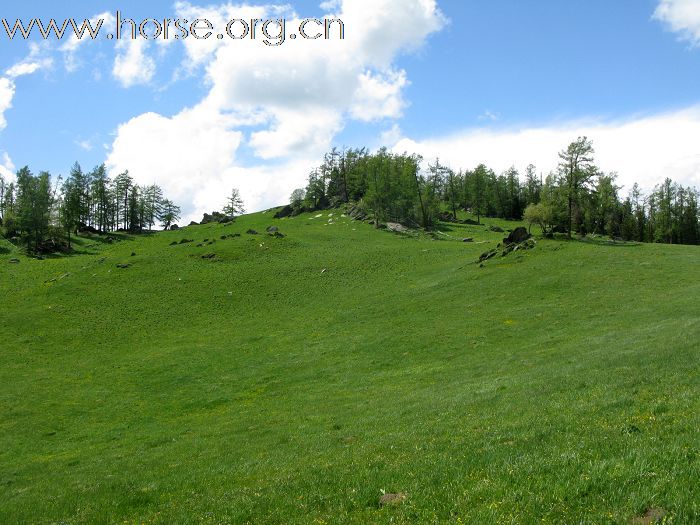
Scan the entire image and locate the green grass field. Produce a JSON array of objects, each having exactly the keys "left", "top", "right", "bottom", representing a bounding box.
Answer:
[{"left": 1, "top": 210, "right": 698, "bottom": 524}]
